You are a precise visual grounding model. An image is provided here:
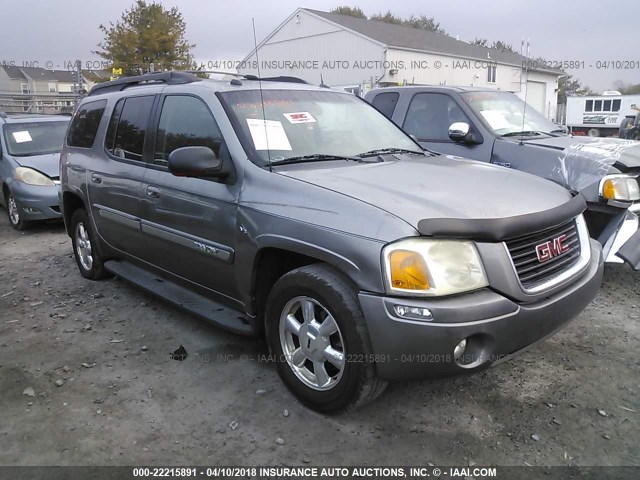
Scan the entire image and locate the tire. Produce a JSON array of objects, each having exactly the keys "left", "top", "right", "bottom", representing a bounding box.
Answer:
[
  {"left": 587, "top": 128, "right": 600, "bottom": 137},
  {"left": 70, "top": 208, "right": 110, "bottom": 280},
  {"left": 4, "top": 190, "right": 31, "bottom": 230},
  {"left": 265, "top": 264, "right": 387, "bottom": 413}
]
